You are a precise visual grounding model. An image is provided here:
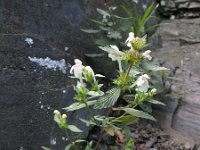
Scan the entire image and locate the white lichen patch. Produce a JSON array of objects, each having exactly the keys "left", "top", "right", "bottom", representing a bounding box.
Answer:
[
  {"left": 28, "top": 57, "right": 67, "bottom": 74},
  {"left": 25, "top": 38, "right": 33, "bottom": 47}
]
